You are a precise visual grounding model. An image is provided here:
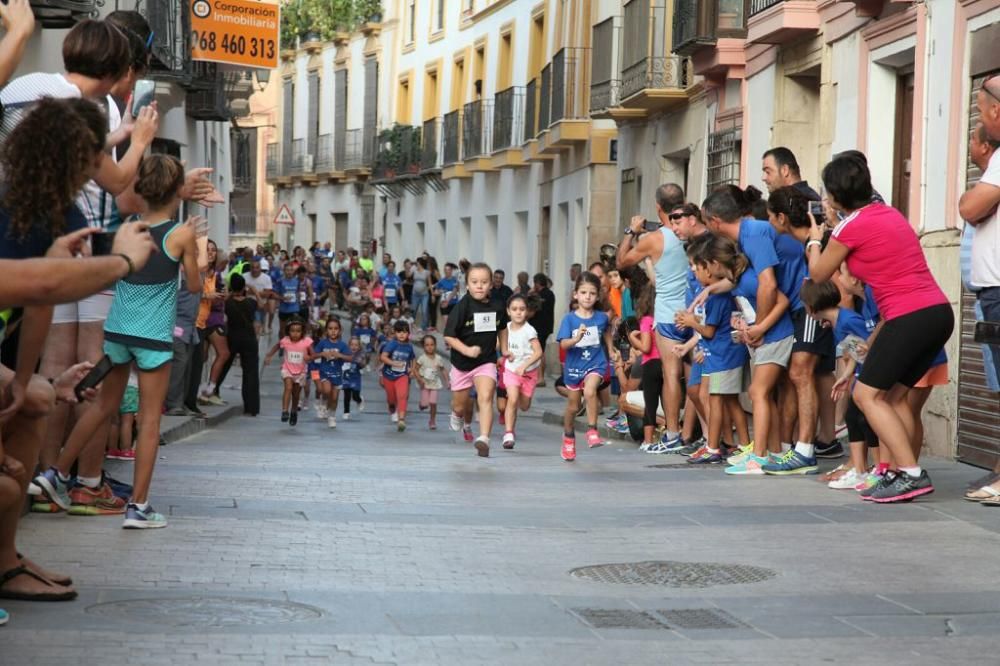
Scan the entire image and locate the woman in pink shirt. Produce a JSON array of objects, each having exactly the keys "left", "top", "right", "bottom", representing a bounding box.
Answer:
[
  {"left": 805, "top": 154, "right": 953, "bottom": 503},
  {"left": 263, "top": 318, "right": 315, "bottom": 426}
]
